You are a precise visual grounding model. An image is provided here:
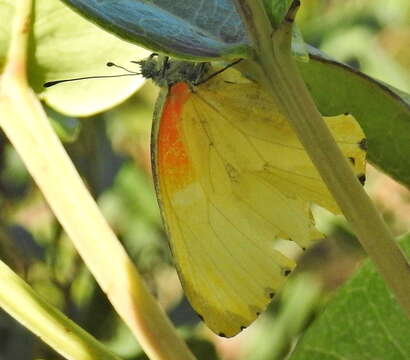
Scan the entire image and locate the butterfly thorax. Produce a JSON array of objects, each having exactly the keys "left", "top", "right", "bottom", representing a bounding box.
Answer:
[{"left": 138, "top": 55, "right": 210, "bottom": 88}]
